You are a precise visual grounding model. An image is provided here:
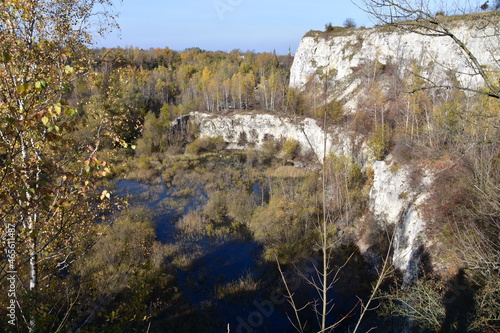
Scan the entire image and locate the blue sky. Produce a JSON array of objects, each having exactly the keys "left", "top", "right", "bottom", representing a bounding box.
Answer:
[{"left": 96, "top": 0, "right": 373, "bottom": 54}]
